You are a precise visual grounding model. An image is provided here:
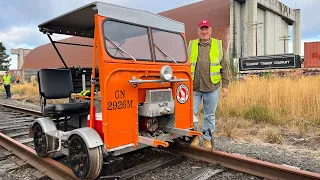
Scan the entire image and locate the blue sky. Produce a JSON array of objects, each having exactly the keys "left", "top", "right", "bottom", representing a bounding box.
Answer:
[{"left": 0, "top": 0, "right": 319, "bottom": 69}]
